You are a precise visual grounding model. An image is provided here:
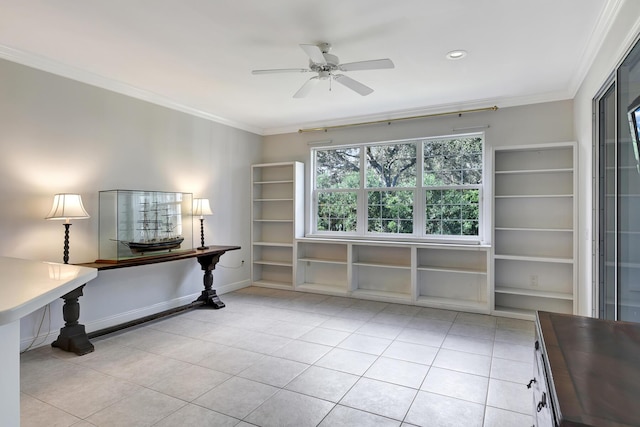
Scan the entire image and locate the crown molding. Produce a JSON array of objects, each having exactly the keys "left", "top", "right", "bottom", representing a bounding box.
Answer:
[
  {"left": 568, "top": 0, "right": 626, "bottom": 97},
  {"left": 0, "top": 44, "right": 263, "bottom": 136}
]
